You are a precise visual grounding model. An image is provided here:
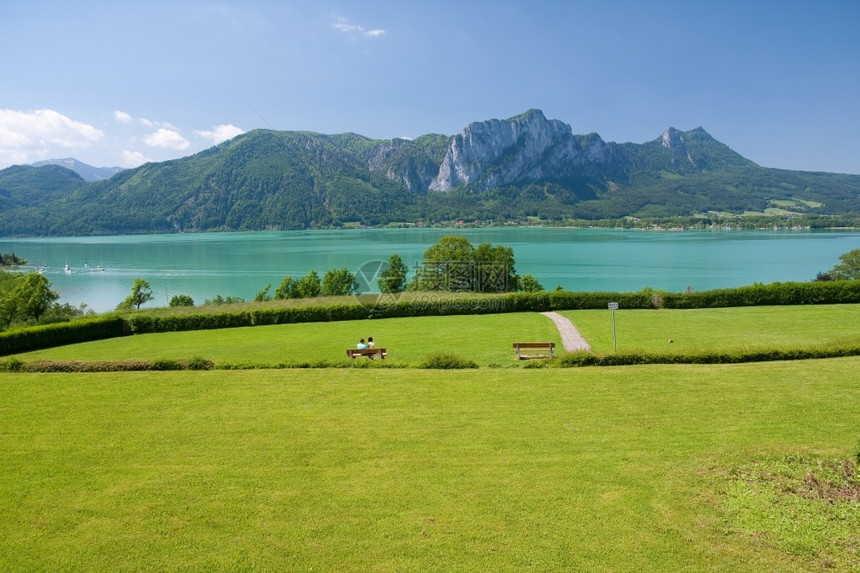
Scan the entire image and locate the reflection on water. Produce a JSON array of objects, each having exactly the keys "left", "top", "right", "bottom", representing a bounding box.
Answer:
[{"left": 2, "top": 228, "right": 858, "bottom": 313}]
